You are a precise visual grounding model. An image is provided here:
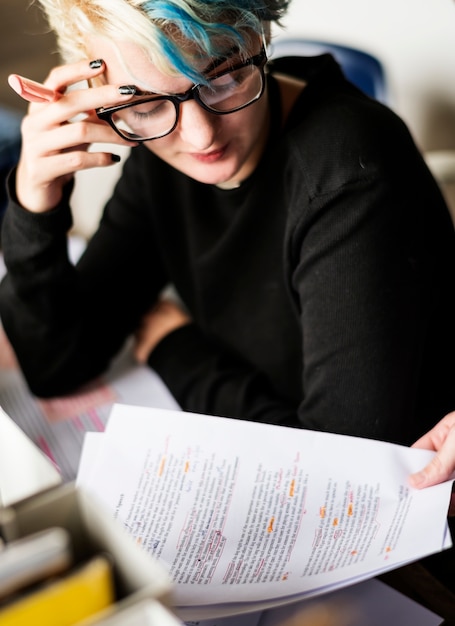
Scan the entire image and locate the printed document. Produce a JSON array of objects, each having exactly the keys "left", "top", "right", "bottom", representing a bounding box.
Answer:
[{"left": 76, "top": 403, "right": 453, "bottom": 620}]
